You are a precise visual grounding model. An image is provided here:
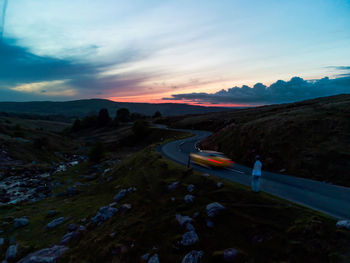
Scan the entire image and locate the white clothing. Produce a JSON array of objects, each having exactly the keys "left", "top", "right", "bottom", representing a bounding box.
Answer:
[{"left": 252, "top": 160, "right": 262, "bottom": 176}]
